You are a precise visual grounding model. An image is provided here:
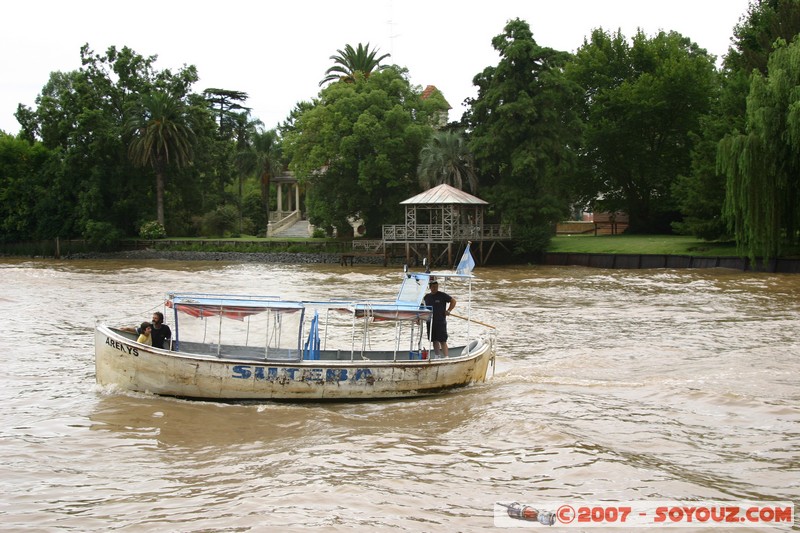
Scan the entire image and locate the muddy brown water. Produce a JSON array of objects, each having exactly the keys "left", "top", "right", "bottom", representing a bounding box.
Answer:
[{"left": 1, "top": 258, "right": 797, "bottom": 530}]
